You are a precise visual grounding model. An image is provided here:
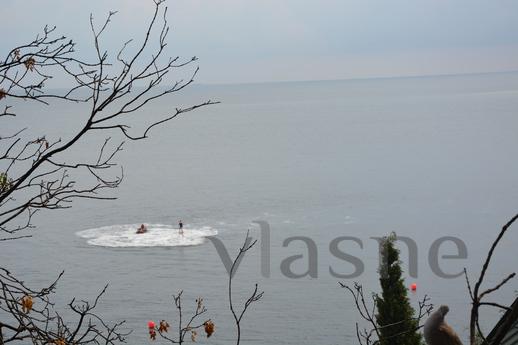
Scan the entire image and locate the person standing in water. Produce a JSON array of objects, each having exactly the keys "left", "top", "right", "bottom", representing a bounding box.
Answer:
[{"left": 178, "top": 220, "right": 183, "bottom": 234}]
